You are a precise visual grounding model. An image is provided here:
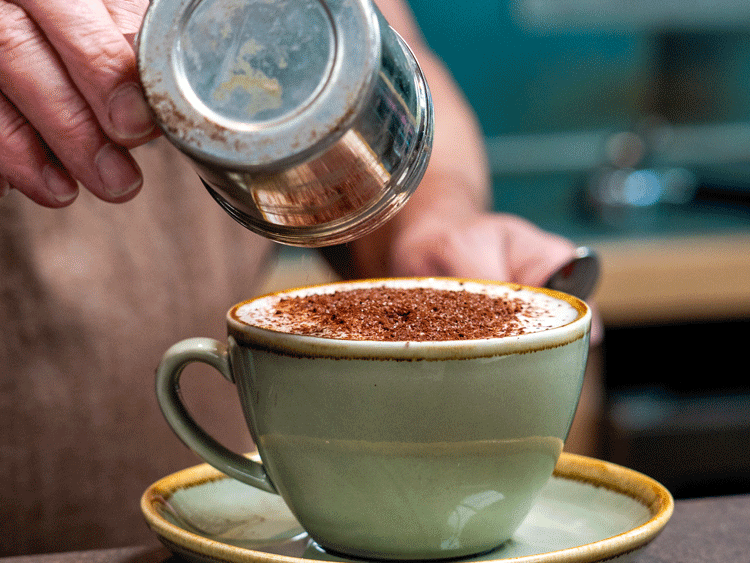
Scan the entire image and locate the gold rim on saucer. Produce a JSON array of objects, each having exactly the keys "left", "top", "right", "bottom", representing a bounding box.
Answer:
[{"left": 141, "top": 452, "right": 673, "bottom": 563}]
